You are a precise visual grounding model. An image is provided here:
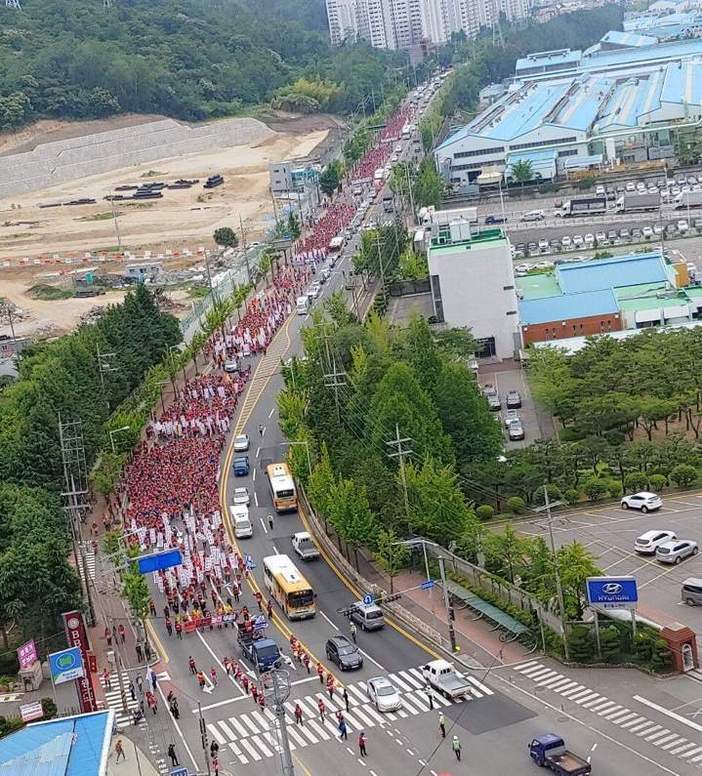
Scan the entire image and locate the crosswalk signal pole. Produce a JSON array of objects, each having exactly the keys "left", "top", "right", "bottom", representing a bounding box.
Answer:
[{"left": 265, "top": 669, "right": 295, "bottom": 776}]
